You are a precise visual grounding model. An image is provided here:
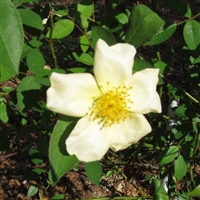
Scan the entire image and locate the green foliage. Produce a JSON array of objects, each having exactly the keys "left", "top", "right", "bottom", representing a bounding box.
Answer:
[
  {"left": 183, "top": 20, "right": 200, "bottom": 50},
  {"left": 0, "top": 0, "right": 200, "bottom": 199},
  {"left": 188, "top": 185, "right": 200, "bottom": 197},
  {"left": 27, "top": 185, "right": 38, "bottom": 197},
  {"left": 92, "top": 26, "right": 116, "bottom": 48},
  {"left": 18, "top": 9, "right": 44, "bottom": 30},
  {"left": 0, "top": 0, "right": 23, "bottom": 81},
  {"left": 158, "top": 145, "right": 179, "bottom": 165},
  {"left": 48, "top": 115, "right": 79, "bottom": 186},
  {"left": 46, "top": 19, "right": 74, "bottom": 39},
  {"left": 145, "top": 22, "right": 177, "bottom": 45},
  {"left": 85, "top": 161, "right": 103, "bottom": 185},
  {"left": 125, "top": 5, "right": 164, "bottom": 47}
]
